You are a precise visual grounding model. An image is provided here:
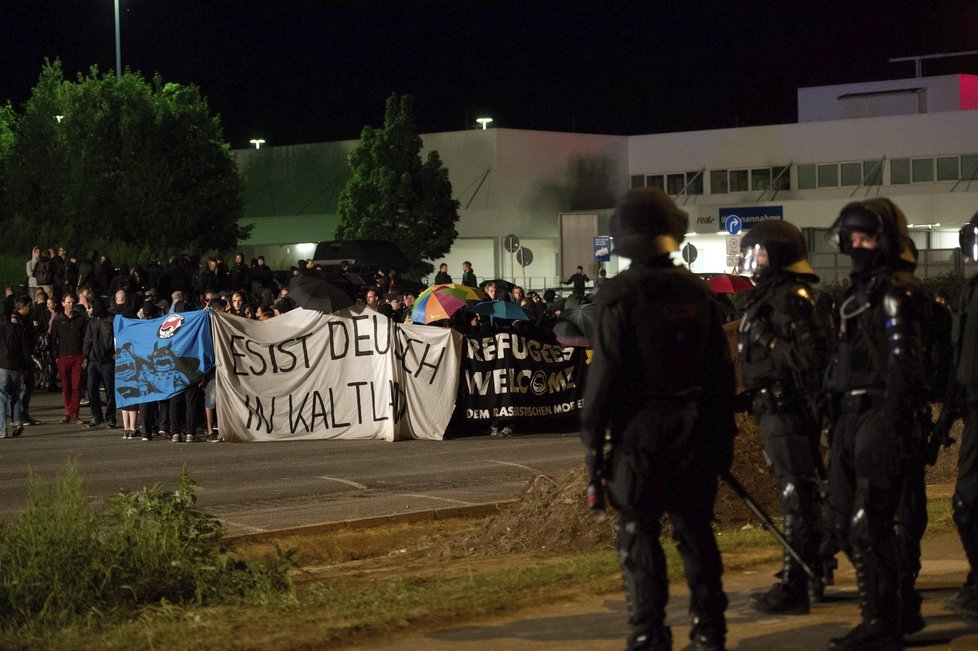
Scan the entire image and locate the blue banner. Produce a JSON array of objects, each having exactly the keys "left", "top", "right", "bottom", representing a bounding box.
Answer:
[{"left": 113, "top": 310, "right": 215, "bottom": 409}]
